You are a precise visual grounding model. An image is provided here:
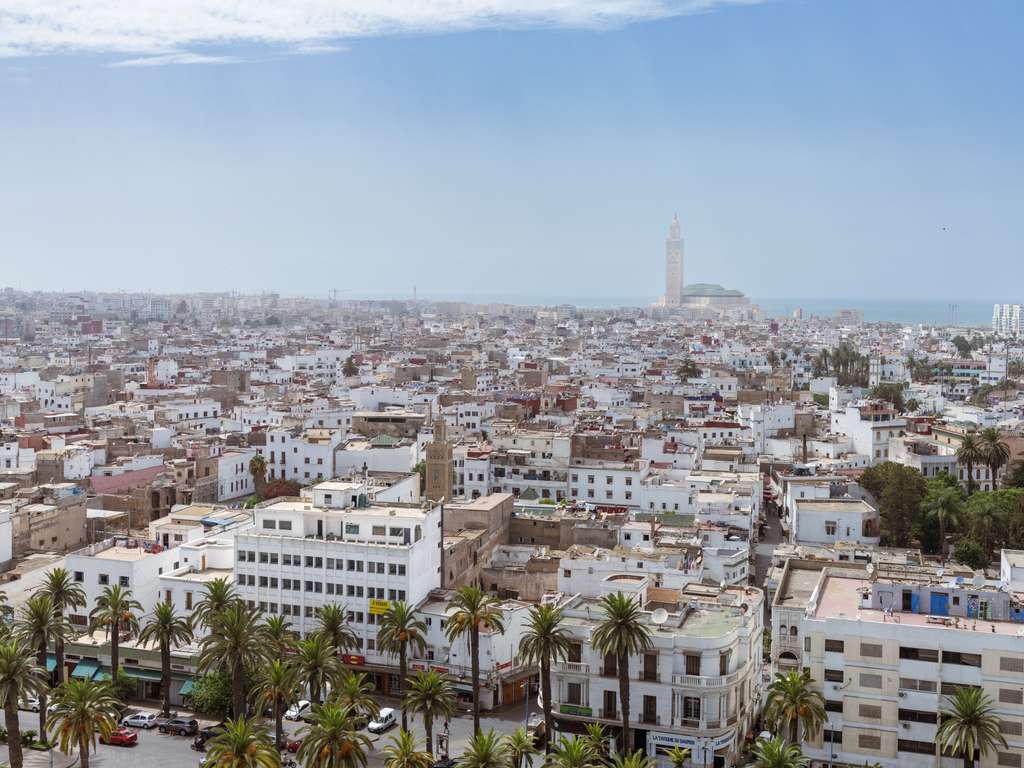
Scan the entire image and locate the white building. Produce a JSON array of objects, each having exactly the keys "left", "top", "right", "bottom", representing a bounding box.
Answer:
[{"left": 830, "top": 402, "right": 906, "bottom": 465}]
